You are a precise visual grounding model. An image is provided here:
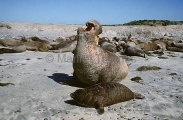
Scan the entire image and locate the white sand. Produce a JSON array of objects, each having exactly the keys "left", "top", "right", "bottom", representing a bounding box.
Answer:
[{"left": 0, "top": 22, "right": 183, "bottom": 120}]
